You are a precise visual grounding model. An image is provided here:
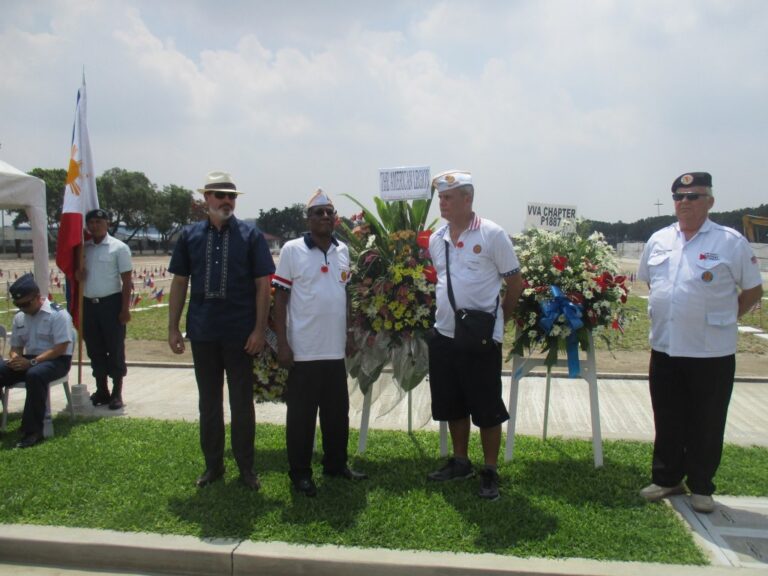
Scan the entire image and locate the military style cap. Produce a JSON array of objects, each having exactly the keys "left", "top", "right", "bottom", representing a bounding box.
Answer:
[
  {"left": 432, "top": 170, "right": 472, "bottom": 193},
  {"left": 85, "top": 208, "right": 109, "bottom": 221},
  {"left": 671, "top": 172, "right": 712, "bottom": 192},
  {"left": 9, "top": 273, "right": 39, "bottom": 300},
  {"left": 307, "top": 188, "right": 333, "bottom": 209}
]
